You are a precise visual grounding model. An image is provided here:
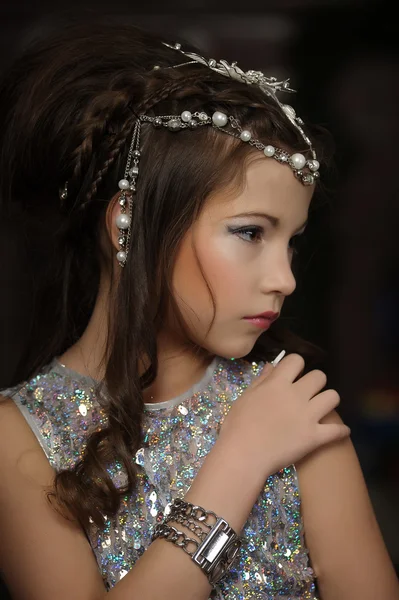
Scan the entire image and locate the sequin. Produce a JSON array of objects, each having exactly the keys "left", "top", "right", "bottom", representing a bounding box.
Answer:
[
  {"left": 1, "top": 357, "right": 319, "bottom": 598},
  {"left": 135, "top": 448, "right": 144, "bottom": 466}
]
